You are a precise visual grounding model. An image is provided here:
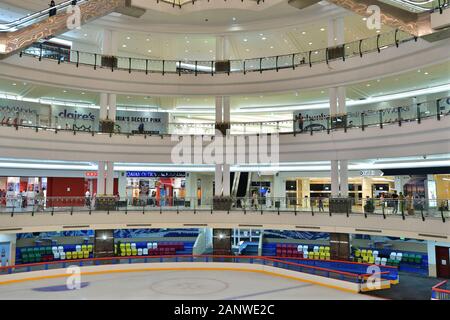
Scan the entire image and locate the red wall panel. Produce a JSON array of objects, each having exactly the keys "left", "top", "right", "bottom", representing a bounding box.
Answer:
[{"left": 47, "top": 177, "right": 85, "bottom": 207}]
